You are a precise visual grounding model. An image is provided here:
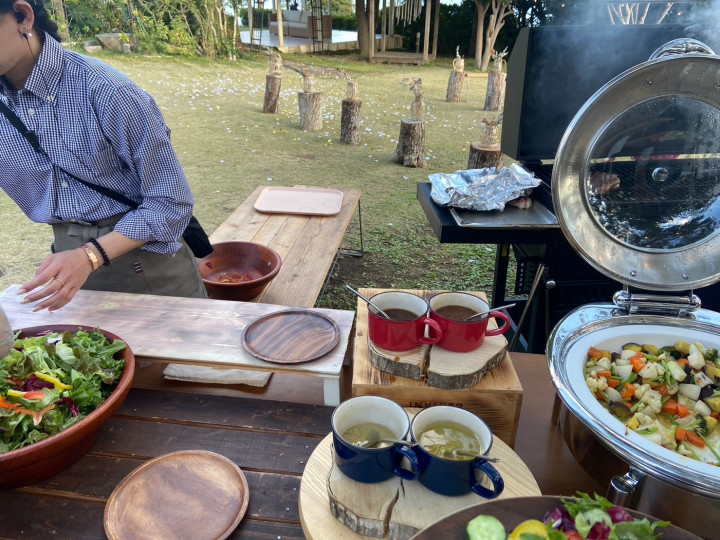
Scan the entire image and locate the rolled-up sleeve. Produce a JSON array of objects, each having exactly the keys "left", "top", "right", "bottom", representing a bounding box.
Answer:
[{"left": 96, "top": 84, "right": 194, "bottom": 253}]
